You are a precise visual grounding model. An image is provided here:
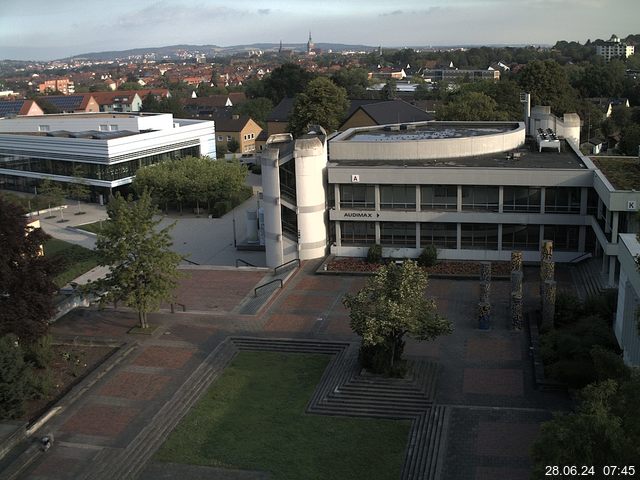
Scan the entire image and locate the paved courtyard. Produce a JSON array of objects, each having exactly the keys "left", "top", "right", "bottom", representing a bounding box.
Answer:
[{"left": 8, "top": 262, "right": 570, "bottom": 480}]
